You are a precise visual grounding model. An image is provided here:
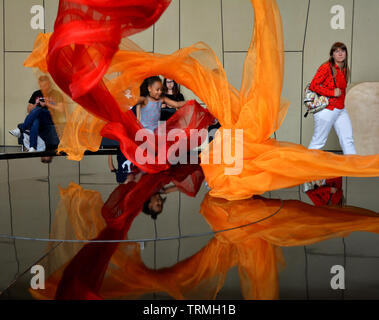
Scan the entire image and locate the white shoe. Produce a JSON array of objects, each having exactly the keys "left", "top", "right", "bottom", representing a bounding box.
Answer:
[
  {"left": 9, "top": 128, "right": 21, "bottom": 138},
  {"left": 28, "top": 147, "right": 37, "bottom": 152},
  {"left": 126, "top": 160, "right": 132, "bottom": 173}
]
